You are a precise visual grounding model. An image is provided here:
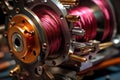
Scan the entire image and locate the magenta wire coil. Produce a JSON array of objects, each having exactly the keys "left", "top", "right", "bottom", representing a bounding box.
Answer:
[
  {"left": 32, "top": 5, "right": 62, "bottom": 55},
  {"left": 69, "top": 0, "right": 113, "bottom": 41},
  {"left": 69, "top": 6, "right": 97, "bottom": 41}
]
